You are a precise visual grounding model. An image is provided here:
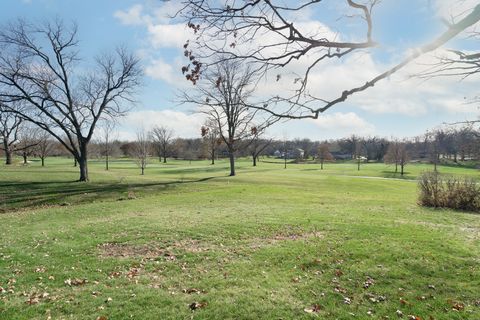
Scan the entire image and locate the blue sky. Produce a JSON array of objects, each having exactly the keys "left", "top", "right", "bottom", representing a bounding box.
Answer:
[{"left": 1, "top": 0, "right": 479, "bottom": 141}]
